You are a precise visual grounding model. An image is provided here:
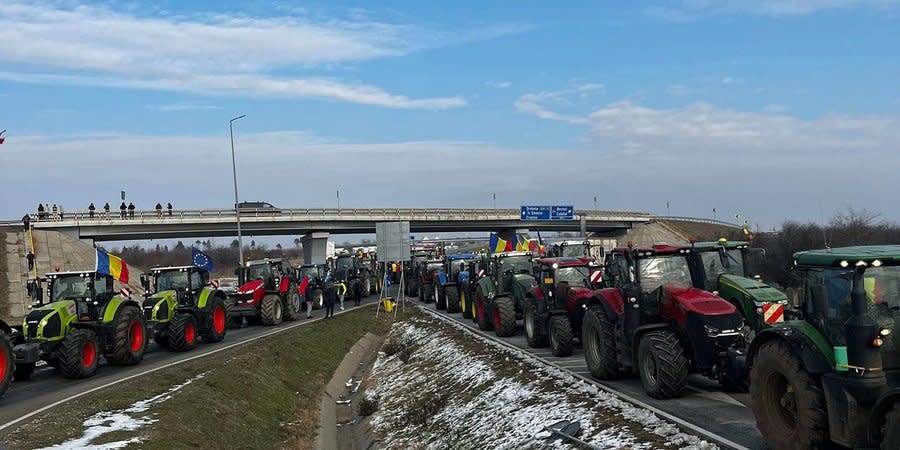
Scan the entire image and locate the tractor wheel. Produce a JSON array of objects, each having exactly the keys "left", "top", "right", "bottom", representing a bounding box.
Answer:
[
  {"left": 460, "top": 290, "right": 472, "bottom": 319},
  {"left": 201, "top": 296, "right": 227, "bottom": 343},
  {"left": 58, "top": 329, "right": 100, "bottom": 379},
  {"left": 638, "top": 330, "right": 688, "bottom": 399},
  {"left": 13, "top": 362, "right": 35, "bottom": 382},
  {"left": 106, "top": 305, "right": 146, "bottom": 366},
  {"left": 370, "top": 276, "right": 379, "bottom": 295},
  {"left": 168, "top": 313, "right": 198, "bottom": 352},
  {"left": 350, "top": 279, "right": 363, "bottom": 305},
  {"left": 524, "top": 301, "right": 548, "bottom": 348},
  {"left": 362, "top": 277, "right": 372, "bottom": 297},
  {"left": 311, "top": 289, "right": 324, "bottom": 310},
  {"left": 549, "top": 315, "right": 574, "bottom": 357},
  {"left": 224, "top": 299, "right": 244, "bottom": 328},
  {"left": 260, "top": 294, "right": 284, "bottom": 325},
  {"left": 445, "top": 286, "right": 460, "bottom": 313},
  {"left": 493, "top": 296, "right": 516, "bottom": 337},
  {"left": 0, "top": 334, "right": 12, "bottom": 395},
  {"left": 583, "top": 307, "right": 619, "bottom": 379},
  {"left": 423, "top": 283, "right": 434, "bottom": 304},
  {"left": 283, "top": 284, "right": 302, "bottom": 321},
  {"left": 883, "top": 402, "right": 900, "bottom": 450},
  {"left": 435, "top": 285, "right": 446, "bottom": 310},
  {"left": 476, "top": 287, "right": 493, "bottom": 331},
  {"left": 750, "top": 340, "right": 828, "bottom": 450}
]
